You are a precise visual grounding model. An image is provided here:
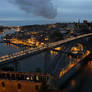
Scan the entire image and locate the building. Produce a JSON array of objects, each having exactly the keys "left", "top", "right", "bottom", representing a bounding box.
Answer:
[
  {"left": 0, "top": 71, "right": 51, "bottom": 92},
  {"left": 0, "top": 79, "right": 41, "bottom": 92}
]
